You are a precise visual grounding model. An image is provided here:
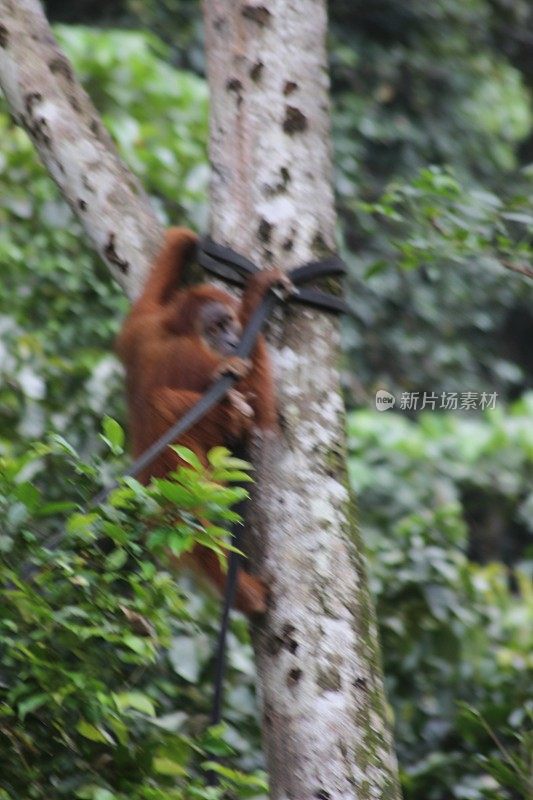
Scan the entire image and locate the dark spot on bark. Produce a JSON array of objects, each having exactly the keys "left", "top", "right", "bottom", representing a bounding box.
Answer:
[
  {"left": 69, "top": 95, "right": 81, "bottom": 113},
  {"left": 264, "top": 703, "right": 273, "bottom": 726},
  {"left": 267, "top": 623, "right": 297, "bottom": 655},
  {"left": 78, "top": 199, "right": 88, "bottom": 211},
  {"left": 127, "top": 176, "right": 142, "bottom": 196},
  {"left": 280, "top": 166, "right": 291, "bottom": 185},
  {"left": 353, "top": 677, "right": 368, "bottom": 691},
  {"left": 249, "top": 60, "right": 264, "bottom": 82},
  {"left": 268, "top": 634, "right": 283, "bottom": 656},
  {"left": 226, "top": 77, "right": 242, "bottom": 93},
  {"left": 24, "top": 93, "right": 52, "bottom": 147},
  {"left": 264, "top": 165, "right": 292, "bottom": 197},
  {"left": 317, "top": 667, "right": 341, "bottom": 692},
  {"left": 48, "top": 56, "right": 74, "bottom": 81},
  {"left": 283, "top": 80, "right": 298, "bottom": 96},
  {"left": 278, "top": 411, "right": 291, "bottom": 437},
  {"left": 241, "top": 4, "right": 272, "bottom": 25},
  {"left": 316, "top": 791, "right": 331, "bottom": 800},
  {"left": 258, "top": 218, "right": 272, "bottom": 243},
  {"left": 226, "top": 77, "right": 243, "bottom": 107},
  {"left": 37, "top": 118, "right": 51, "bottom": 146},
  {"left": 0, "top": 24, "right": 9, "bottom": 48},
  {"left": 89, "top": 118, "right": 110, "bottom": 146},
  {"left": 283, "top": 106, "right": 308, "bottom": 134},
  {"left": 213, "top": 15, "right": 226, "bottom": 32},
  {"left": 287, "top": 667, "right": 302, "bottom": 686},
  {"left": 312, "top": 231, "right": 330, "bottom": 258},
  {"left": 25, "top": 92, "right": 42, "bottom": 115},
  {"left": 30, "top": 116, "right": 52, "bottom": 148},
  {"left": 82, "top": 174, "right": 95, "bottom": 193},
  {"left": 104, "top": 233, "right": 129, "bottom": 274},
  {"left": 282, "top": 623, "right": 298, "bottom": 653}
]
